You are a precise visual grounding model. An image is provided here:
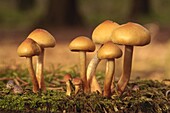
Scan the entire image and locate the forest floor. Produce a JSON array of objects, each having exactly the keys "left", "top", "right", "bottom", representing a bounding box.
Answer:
[{"left": 0, "top": 26, "right": 170, "bottom": 81}]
